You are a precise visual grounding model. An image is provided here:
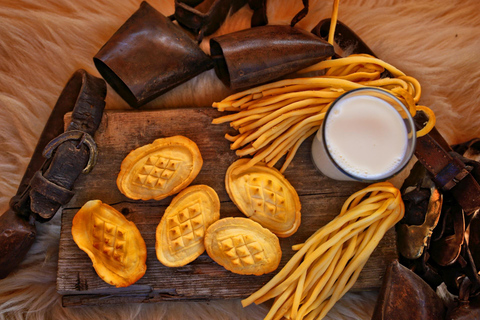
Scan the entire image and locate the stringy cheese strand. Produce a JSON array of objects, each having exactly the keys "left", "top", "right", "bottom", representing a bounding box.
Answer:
[
  {"left": 252, "top": 116, "right": 310, "bottom": 152},
  {"left": 280, "top": 126, "right": 319, "bottom": 173},
  {"left": 274, "top": 200, "right": 391, "bottom": 293},
  {"left": 265, "top": 121, "right": 321, "bottom": 164},
  {"left": 317, "top": 204, "right": 403, "bottom": 319},
  {"left": 238, "top": 105, "right": 322, "bottom": 144},
  {"left": 415, "top": 105, "right": 436, "bottom": 137},
  {"left": 324, "top": 71, "right": 381, "bottom": 81},
  {"left": 244, "top": 201, "right": 388, "bottom": 304},
  {"left": 241, "top": 183, "right": 404, "bottom": 320},
  {"left": 299, "top": 56, "right": 406, "bottom": 77},
  {"left": 241, "top": 100, "right": 325, "bottom": 134},
  {"left": 233, "top": 114, "right": 325, "bottom": 172},
  {"left": 245, "top": 91, "right": 342, "bottom": 109},
  {"left": 328, "top": 0, "right": 341, "bottom": 45},
  {"left": 265, "top": 282, "right": 297, "bottom": 320},
  {"left": 300, "top": 218, "right": 384, "bottom": 318},
  {"left": 212, "top": 54, "right": 435, "bottom": 173},
  {"left": 216, "top": 77, "right": 364, "bottom": 104},
  {"left": 296, "top": 233, "right": 359, "bottom": 320}
]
